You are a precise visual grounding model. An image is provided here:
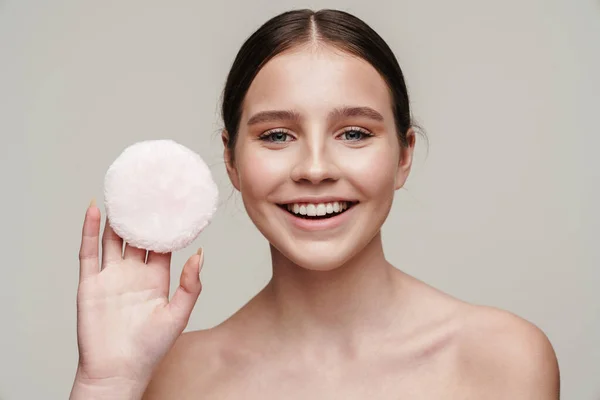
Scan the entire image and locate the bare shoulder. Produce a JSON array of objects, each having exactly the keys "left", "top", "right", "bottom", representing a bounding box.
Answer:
[
  {"left": 142, "top": 328, "right": 225, "bottom": 399},
  {"left": 458, "top": 305, "right": 560, "bottom": 399}
]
